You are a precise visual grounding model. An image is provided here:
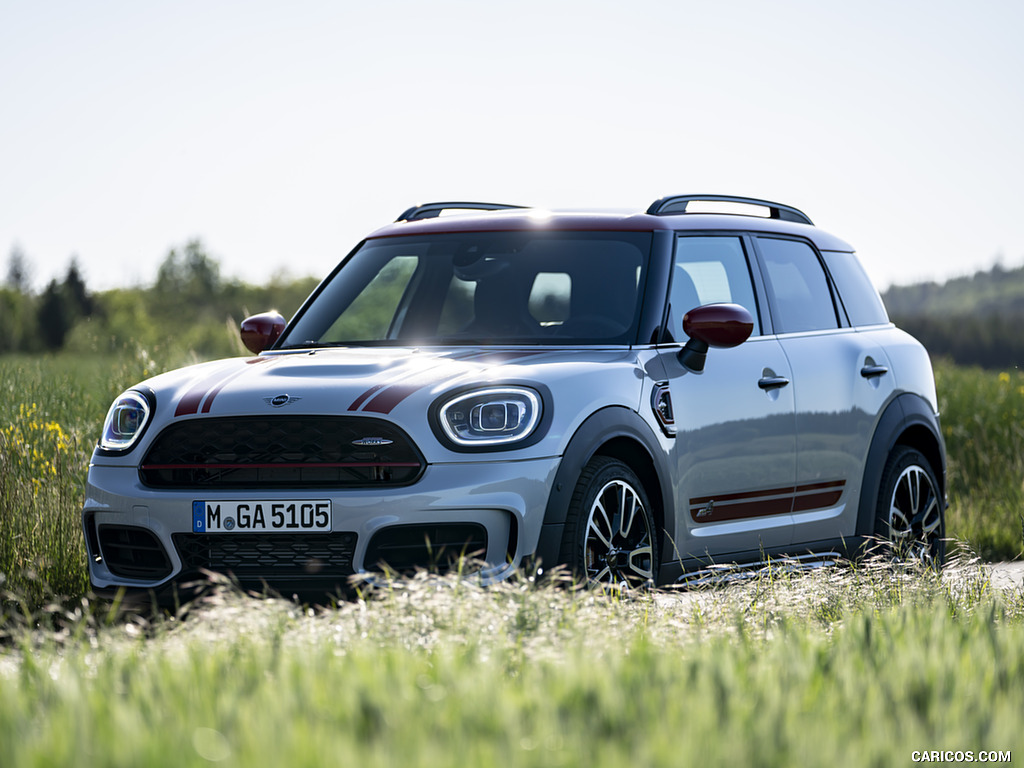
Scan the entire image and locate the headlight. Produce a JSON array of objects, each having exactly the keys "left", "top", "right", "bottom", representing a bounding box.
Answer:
[
  {"left": 99, "top": 390, "right": 153, "bottom": 452},
  {"left": 437, "top": 387, "right": 542, "bottom": 447}
]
